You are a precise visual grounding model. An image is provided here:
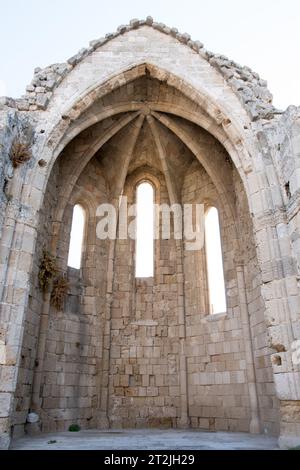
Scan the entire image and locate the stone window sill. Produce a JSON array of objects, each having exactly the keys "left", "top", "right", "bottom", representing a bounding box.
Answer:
[{"left": 205, "top": 312, "right": 227, "bottom": 322}]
